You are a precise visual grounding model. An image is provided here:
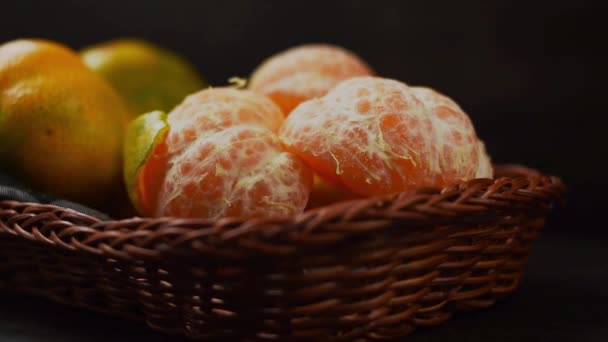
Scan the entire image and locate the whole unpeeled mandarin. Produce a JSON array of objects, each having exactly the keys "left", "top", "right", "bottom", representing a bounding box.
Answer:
[
  {"left": 81, "top": 38, "right": 206, "bottom": 115},
  {"left": 249, "top": 44, "right": 373, "bottom": 115},
  {"left": 0, "top": 39, "right": 130, "bottom": 206},
  {"left": 279, "top": 76, "right": 492, "bottom": 197}
]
